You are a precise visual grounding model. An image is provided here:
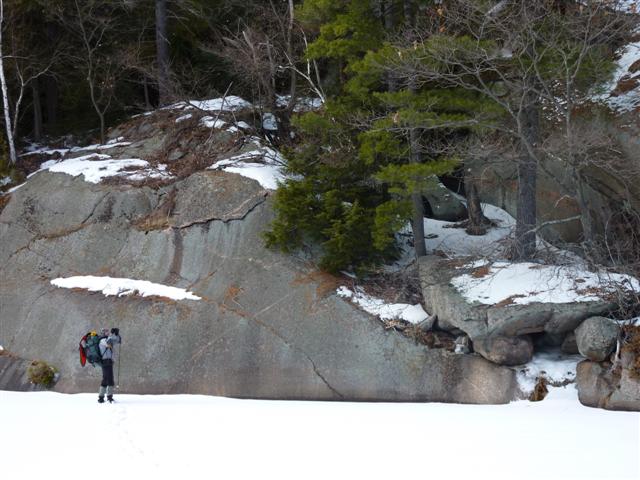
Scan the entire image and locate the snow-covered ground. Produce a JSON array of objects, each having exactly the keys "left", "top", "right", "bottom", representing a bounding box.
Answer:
[
  {"left": 208, "top": 142, "right": 287, "bottom": 190},
  {"left": 168, "top": 94, "right": 323, "bottom": 115},
  {"left": 45, "top": 155, "right": 151, "bottom": 183},
  {"left": 4, "top": 93, "right": 325, "bottom": 196},
  {"left": 423, "top": 203, "right": 515, "bottom": 257},
  {"left": 452, "top": 261, "right": 640, "bottom": 305},
  {"left": 0, "top": 387, "right": 637, "bottom": 480},
  {"left": 9, "top": 147, "right": 173, "bottom": 193},
  {"left": 515, "top": 351, "right": 583, "bottom": 393},
  {"left": 19, "top": 136, "right": 132, "bottom": 158},
  {"left": 167, "top": 95, "right": 253, "bottom": 112}
]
